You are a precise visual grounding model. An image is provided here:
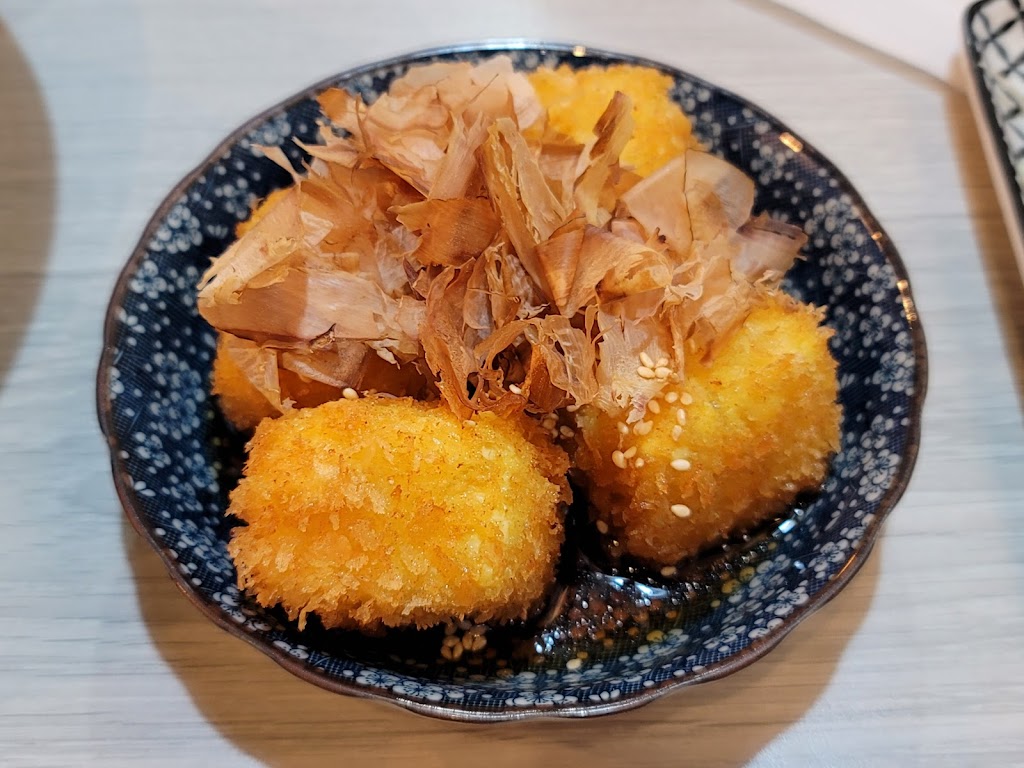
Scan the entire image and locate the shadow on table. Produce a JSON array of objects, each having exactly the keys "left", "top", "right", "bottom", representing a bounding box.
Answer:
[
  {"left": 125, "top": 518, "right": 880, "bottom": 767},
  {"left": 0, "top": 21, "right": 56, "bottom": 392},
  {"left": 946, "top": 65, "right": 1024, "bottom": 414}
]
